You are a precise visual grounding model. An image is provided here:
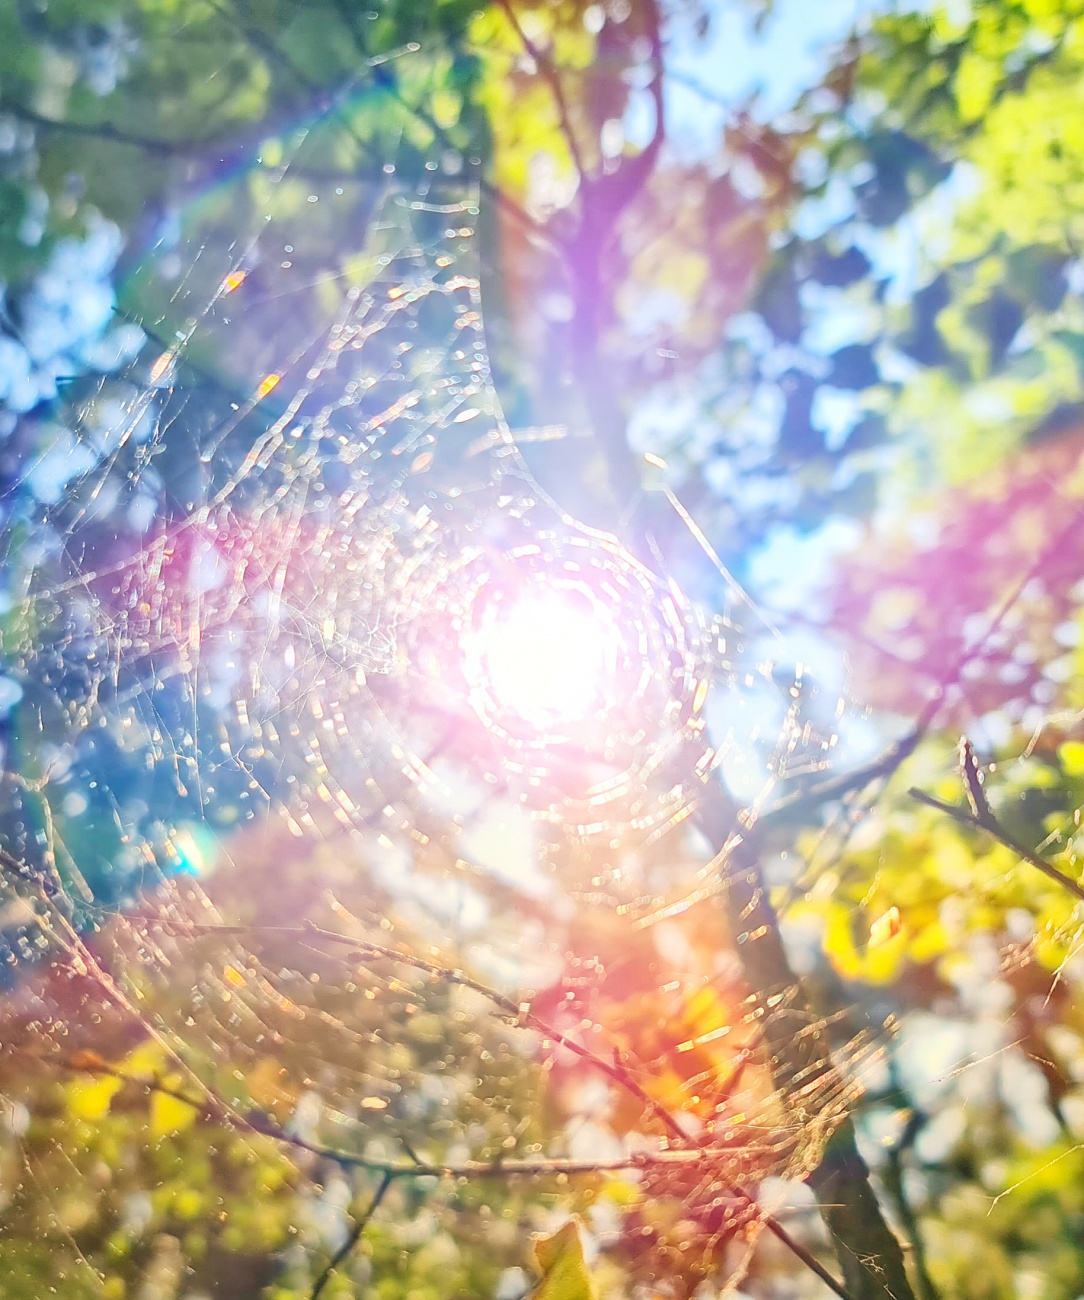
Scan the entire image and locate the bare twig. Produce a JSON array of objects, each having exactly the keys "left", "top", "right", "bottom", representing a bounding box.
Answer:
[
  {"left": 0, "top": 96, "right": 209, "bottom": 154},
  {"left": 957, "top": 737, "right": 986, "bottom": 819},
  {"left": 910, "top": 740, "right": 1084, "bottom": 905},
  {"left": 764, "top": 709, "right": 932, "bottom": 826},
  {"left": 496, "top": 0, "right": 588, "bottom": 178},
  {"left": 57, "top": 1056, "right": 713, "bottom": 1177},
  {"left": 310, "top": 1171, "right": 393, "bottom": 1300},
  {"left": 135, "top": 915, "right": 692, "bottom": 1144},
  {"left": 127, "top": 915, "right": 854, "bottom": 1300},
  {"left": 73, "top": 1060, "right": 853, "bottom": 1300},
  {"left": 881, "top": 1058, "right": 939, "bottom": 1300}
]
